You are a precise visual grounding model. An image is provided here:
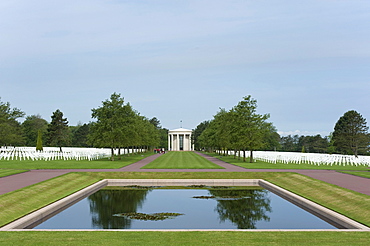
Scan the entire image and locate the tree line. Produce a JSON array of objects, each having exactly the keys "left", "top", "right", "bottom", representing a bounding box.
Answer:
[
  {"left": 0, "top": 94, "right": 168, "bottom": 159},
  {"left": 2, "top": 94, "right": 369, "bottom": 159},
  {"left": 193, "top": 96, "right": 369, "bottom": 160},
  {"left": 193, "top": 95, "right": 280, "bottom": 162}
]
